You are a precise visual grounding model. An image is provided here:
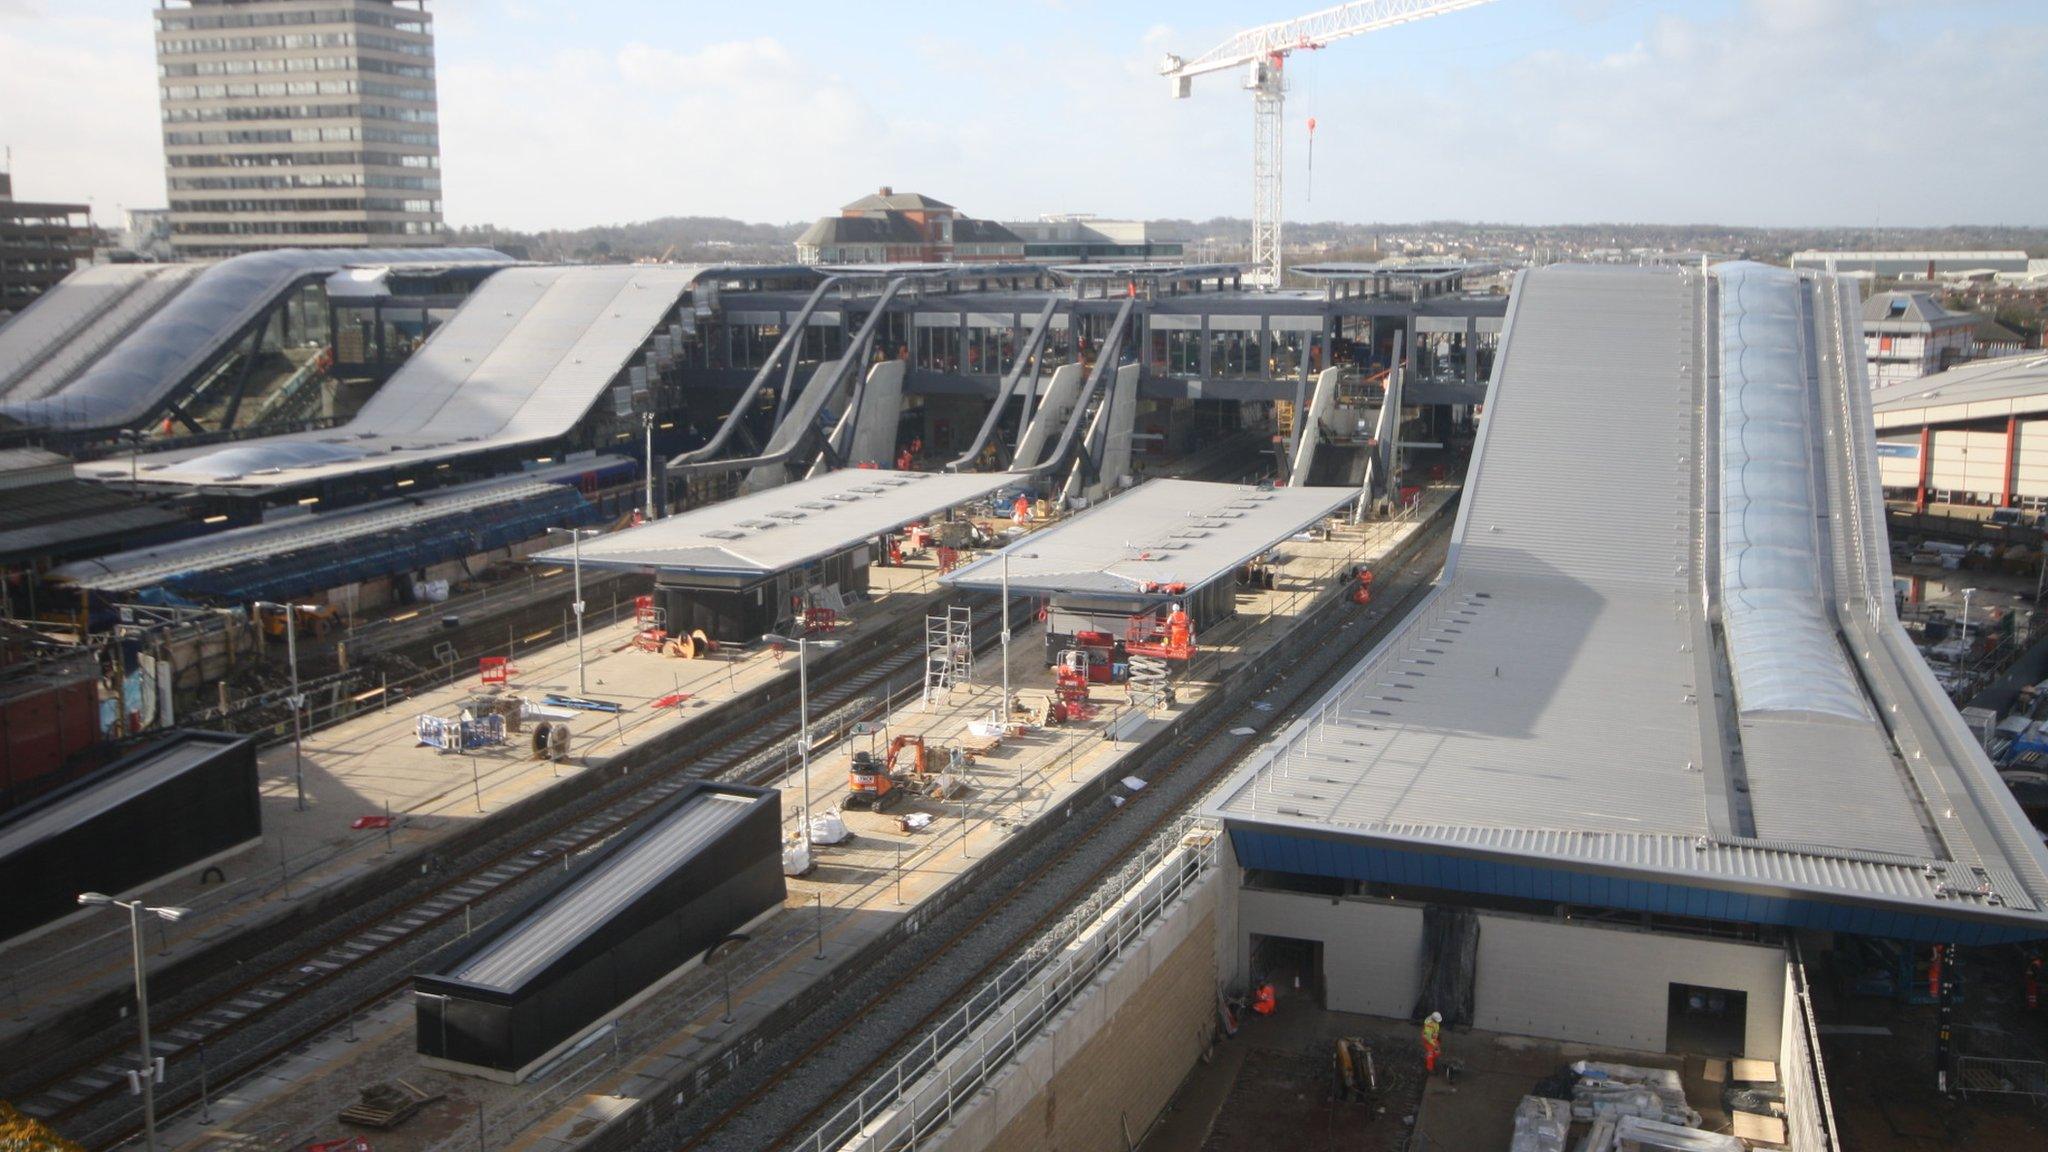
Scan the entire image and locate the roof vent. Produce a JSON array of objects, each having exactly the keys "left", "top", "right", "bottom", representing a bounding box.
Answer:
[{"left": 704, "top": 529, "right": 747, "bottom": 540}]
